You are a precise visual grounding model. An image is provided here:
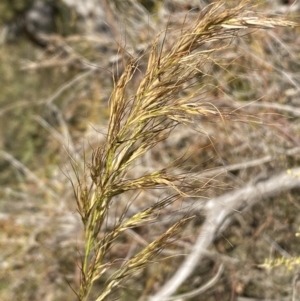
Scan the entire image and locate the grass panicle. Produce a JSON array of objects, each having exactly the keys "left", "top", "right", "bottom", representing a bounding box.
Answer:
[{"left": 73, "top": 1, "right": 298, "bottom": 300}]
